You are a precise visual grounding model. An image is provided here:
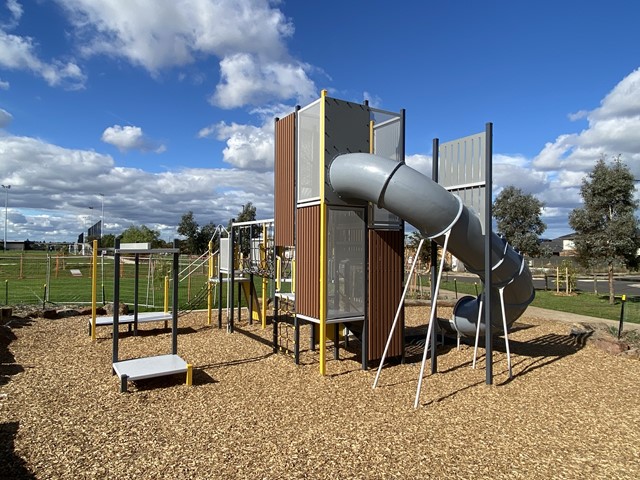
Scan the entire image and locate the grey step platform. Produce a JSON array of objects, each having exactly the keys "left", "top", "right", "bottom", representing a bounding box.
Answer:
[
  {"left": 112, "top": 354, "right": 192, "bottom": 393},
  {"left": 88, "top": 311, "right": 173, "bottom": 335}
]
